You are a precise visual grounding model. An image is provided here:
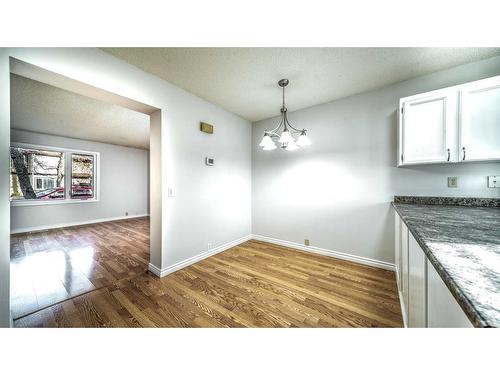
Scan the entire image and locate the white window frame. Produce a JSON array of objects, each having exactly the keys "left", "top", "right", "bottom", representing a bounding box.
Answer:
[
  {"left": 33, "top": 176, "right": 56, "bottom": 190},
  {"left": 10, "top": 142, "right": 100, "bottom": 206},
  {"left": 34, "top": 176, "right": 43, "bottom": 190}
]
